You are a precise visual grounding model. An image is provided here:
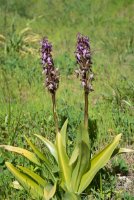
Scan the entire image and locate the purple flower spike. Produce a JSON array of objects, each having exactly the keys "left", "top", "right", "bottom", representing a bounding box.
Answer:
[
  {"left": 41, "top": 38, "right": 59, "bottom": 94},
  {"left": 75, "top": 33, "right": 94, "bottom": 94}
]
